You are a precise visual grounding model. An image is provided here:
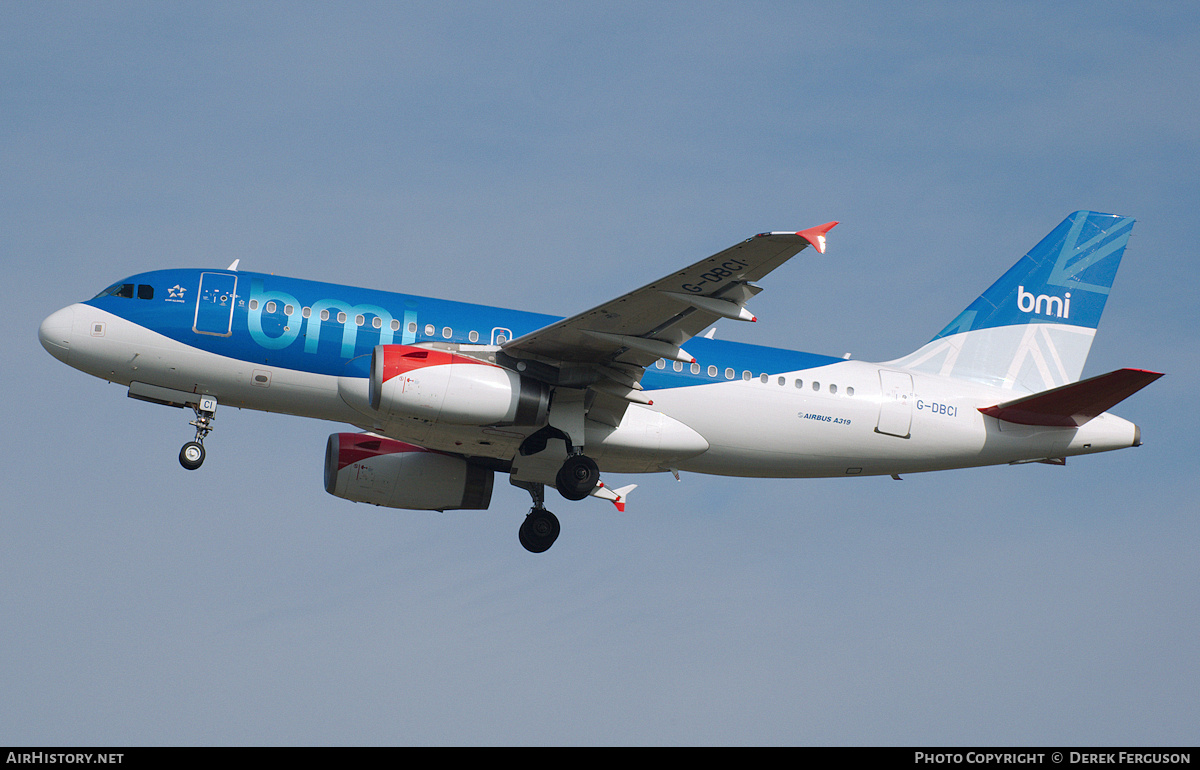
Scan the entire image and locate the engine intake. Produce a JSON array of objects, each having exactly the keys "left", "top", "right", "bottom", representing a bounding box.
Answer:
[
  {"left": 368, "top": 344, "right": 548, "bottom": 426},
  {"left": 324, "top": 433, "right": 493, "bottom": 511}
]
